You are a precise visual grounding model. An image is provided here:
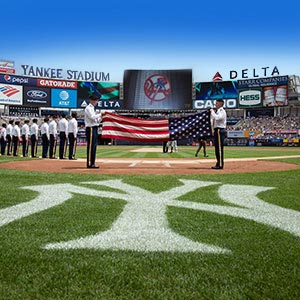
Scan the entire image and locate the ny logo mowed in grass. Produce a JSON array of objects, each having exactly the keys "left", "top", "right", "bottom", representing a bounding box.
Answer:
[{"left": 1, "top": 180, "right": 299, "bottom": 253}]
